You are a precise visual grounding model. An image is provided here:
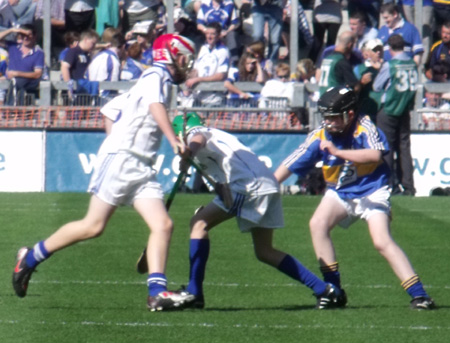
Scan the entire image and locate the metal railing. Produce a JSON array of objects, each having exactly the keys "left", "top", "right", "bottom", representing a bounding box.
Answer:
[{"left": 2, "top": 79, "right": 450, "bottom": 131}]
